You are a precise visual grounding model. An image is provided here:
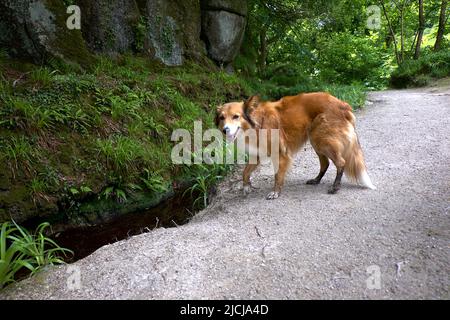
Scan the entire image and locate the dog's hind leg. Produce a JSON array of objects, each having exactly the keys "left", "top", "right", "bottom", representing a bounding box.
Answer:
[
  {"left": 306, "top": 153, "right": 329, "bottom": 185},
  {"left": 328, "top": 154, "right": 345, "bottom": 194}
]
